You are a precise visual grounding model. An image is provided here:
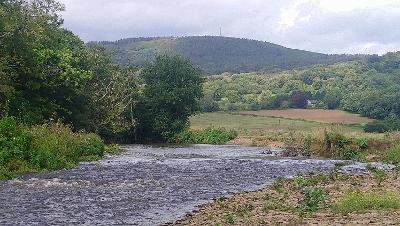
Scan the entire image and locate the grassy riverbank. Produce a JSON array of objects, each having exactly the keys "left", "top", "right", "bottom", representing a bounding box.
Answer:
[
  {"left": 0, "top": 117, "right": 107, "bottom": 180},
  {"left": 182, "top": 111, "right": 400, "bottom": 225},
  {"left": 191, "top": 112, "right": 400, "bottom": 162},
  {"left": 176, "top": 169, "right": 400, "bottom": 226}
]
